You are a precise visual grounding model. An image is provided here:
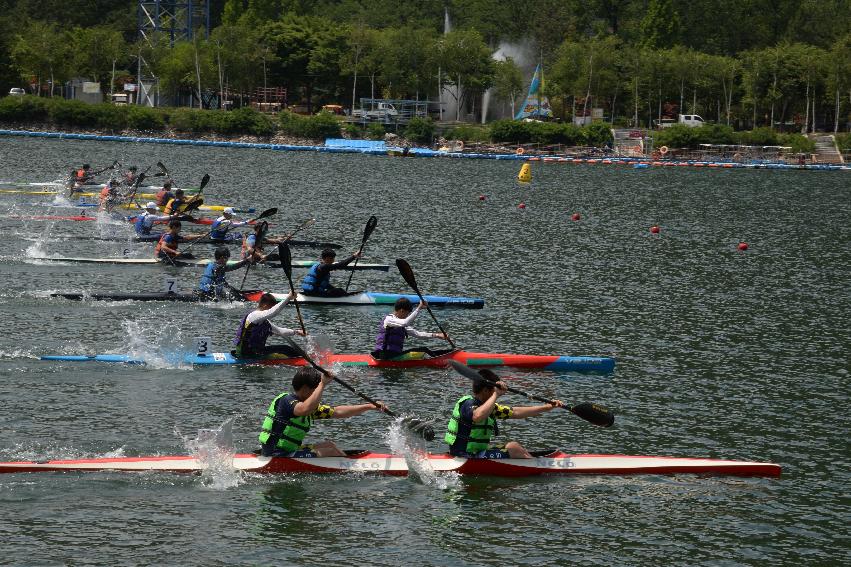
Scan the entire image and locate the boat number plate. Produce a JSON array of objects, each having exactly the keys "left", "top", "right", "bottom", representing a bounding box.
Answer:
[
  {"left": 195, "top": 336, "right": 212, "bottom": 356},
  {"left": 164, "top": 277, "right": 178, "bottom": 293}
]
